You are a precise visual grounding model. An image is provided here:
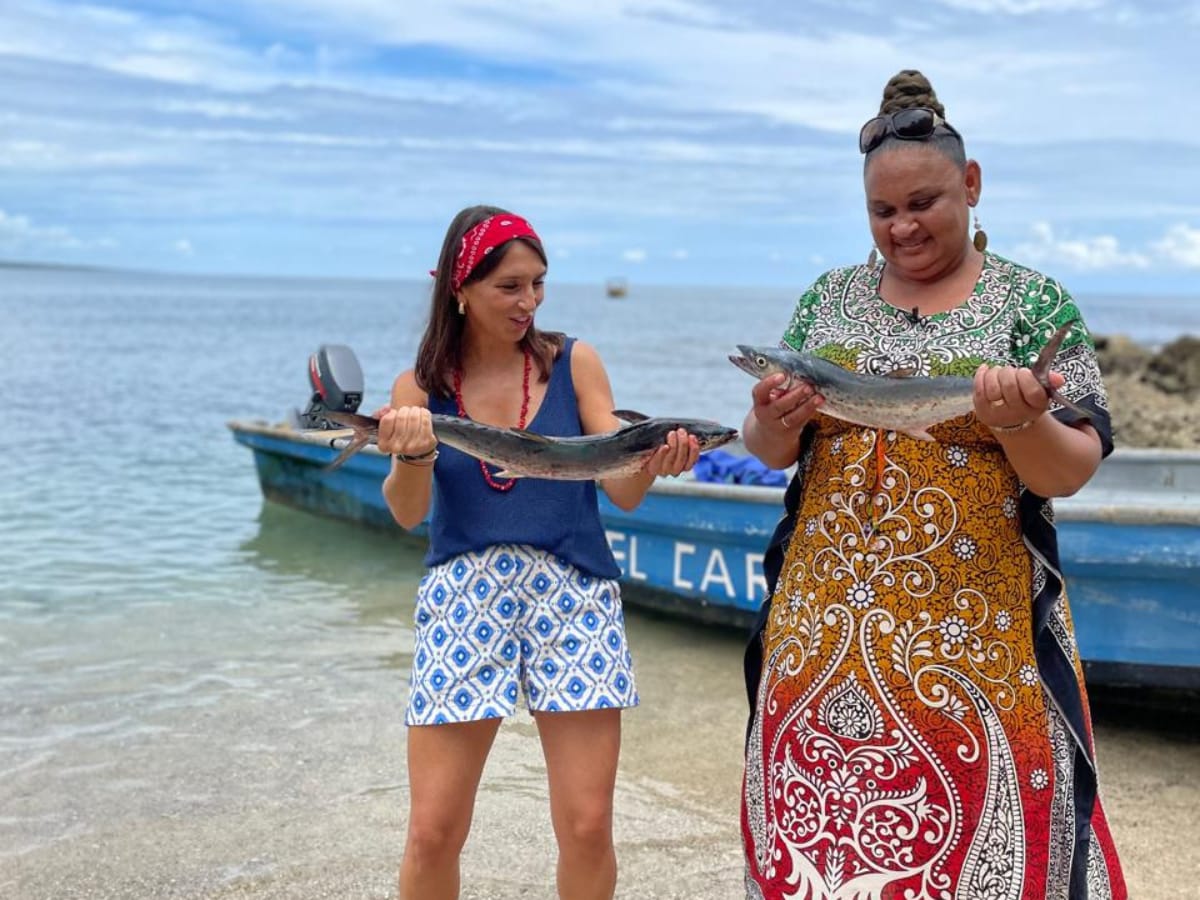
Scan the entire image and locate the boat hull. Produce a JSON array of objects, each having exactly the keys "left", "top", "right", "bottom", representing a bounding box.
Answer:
[{"left": 230, "top": 421, "right": 1200, "bottom": 689}]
